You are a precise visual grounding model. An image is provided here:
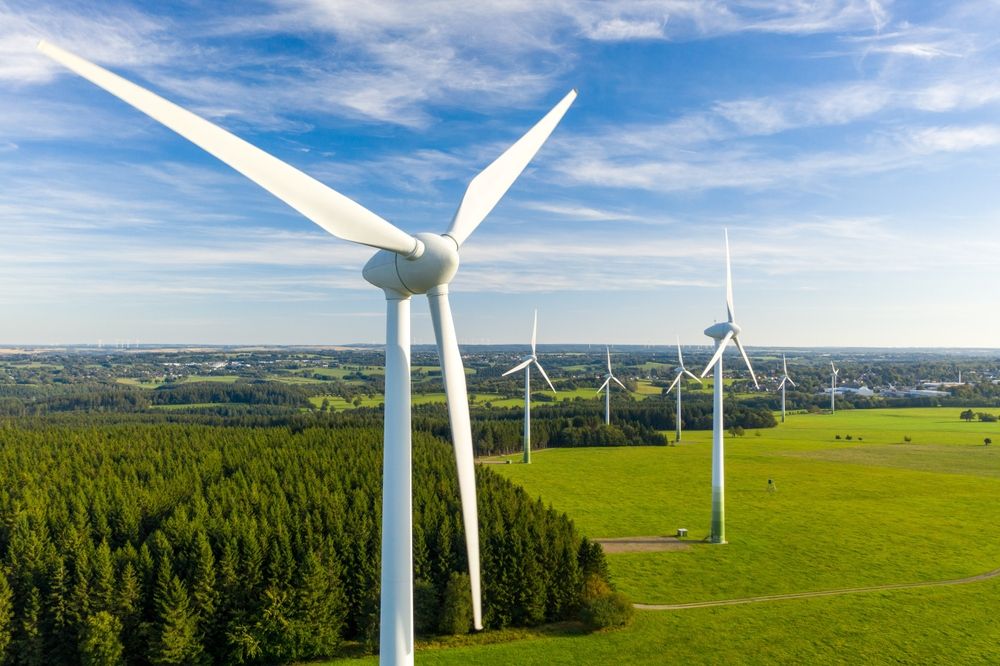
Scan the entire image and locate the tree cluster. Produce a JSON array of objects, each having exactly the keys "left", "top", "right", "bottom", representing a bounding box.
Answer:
[{"left": 0, "top": 422, "right": 606, "bottom": 664}]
